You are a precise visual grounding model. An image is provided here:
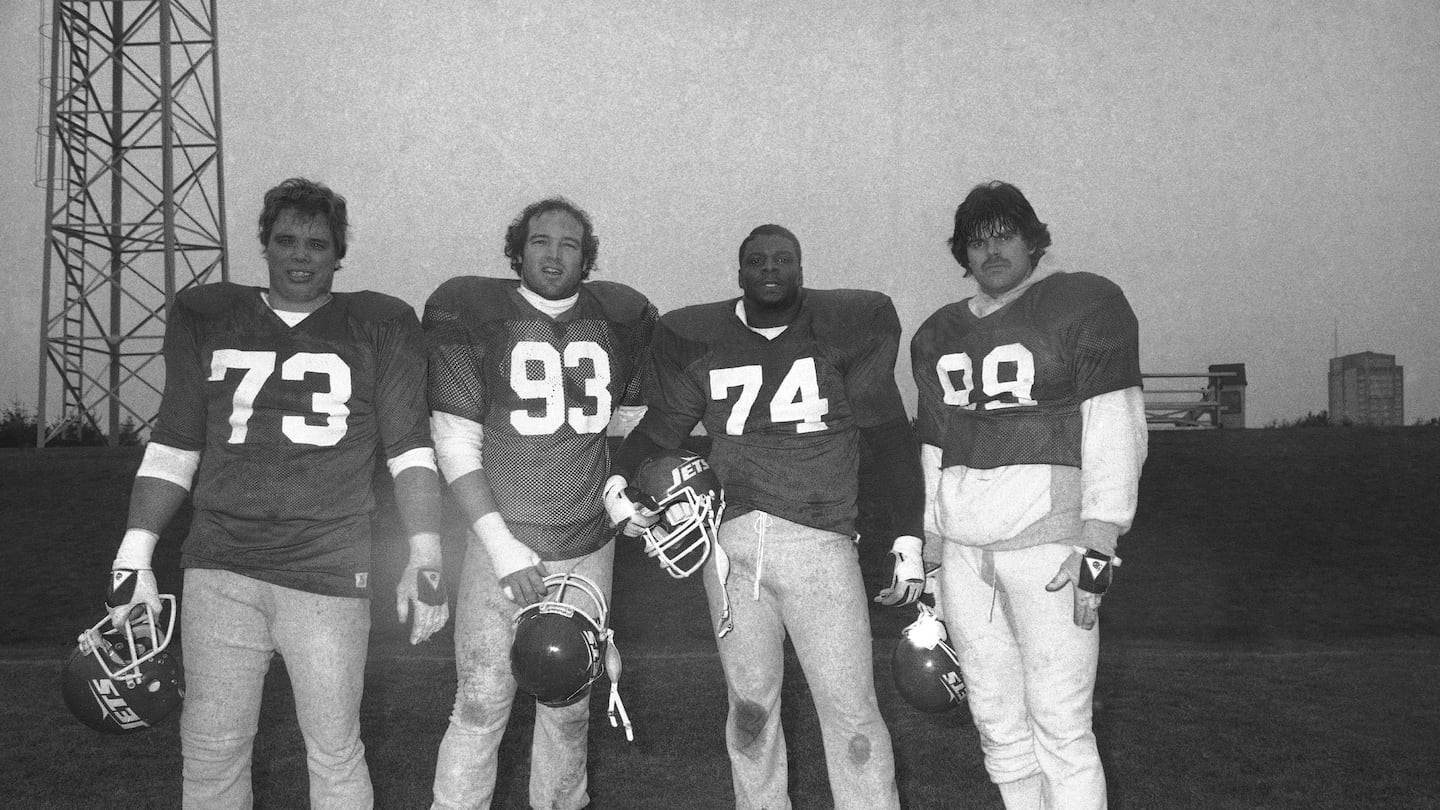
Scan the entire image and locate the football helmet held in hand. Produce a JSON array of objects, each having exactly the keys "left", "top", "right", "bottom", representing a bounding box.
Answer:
[
  {"left": 62, "top": 595, "right": 184, "bottom": 734},
  {"left": 892, "top": 602, "right": 967, "bottom": 714},
  {"left": 510, "top": 572, "right": 634, "bottom": 740},
  {"left": 511, "top": 573, "right": 612, "bottom": 707},
  {"left": 629, "top": 450, "right": 726, "bottom": 578}
]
